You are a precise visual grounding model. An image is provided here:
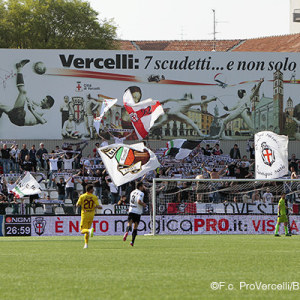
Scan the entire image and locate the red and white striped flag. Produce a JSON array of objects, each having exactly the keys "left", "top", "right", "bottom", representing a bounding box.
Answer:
[{"left": 123, "top": 90, "right": 164, "bottom": 140}]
